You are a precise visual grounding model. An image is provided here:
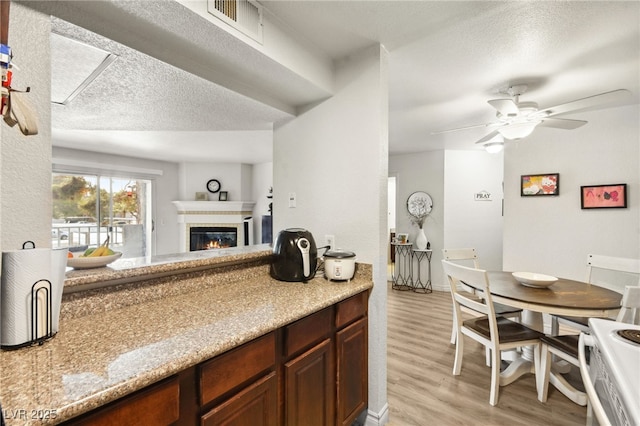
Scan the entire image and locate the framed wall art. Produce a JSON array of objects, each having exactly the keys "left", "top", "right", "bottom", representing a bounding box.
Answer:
[
  {"left": 581, "top": 183, "right": 627, "bottom": 209},
  {"left": 218, "top": 191, "right": 228, "bottom": 201},
  {"left": 195, "top": 192, "right": 208, "bottom": 201},
  {"left": 521, "top": 173, "right": 559, "bottom": 196}
]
